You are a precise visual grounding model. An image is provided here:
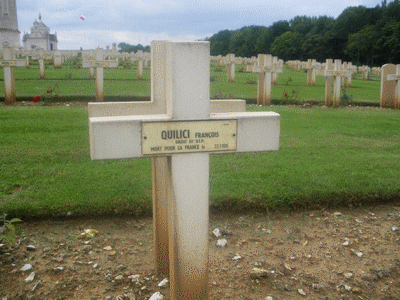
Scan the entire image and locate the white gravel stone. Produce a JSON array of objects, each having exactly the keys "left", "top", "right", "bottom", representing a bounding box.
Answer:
[
  {"left": 216, "top": 239, "right": 227, "bottom": 247},
  {"left": 298, "top": 288, "right": 306, "bottom": 295},
  {"left": 212, "top": 228, "right": 222, "bottom": 237},
  {"left": 158, "top": 278, "right": 168, "bottom": 287},
  {"left": 149, "top": 292, "right": 164, "bottom": 300},
  {"left": 20, "top": 264, "right": 33, "bottom": 271},
  {"left": 25, "top": 272, "right": 35, "bottom": 283},
  {"left": 344, "top": 272, "right": 353, "bottom": 279},
  {"left": 128, "top": 274, "right": 140, "bottom": 282}
]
